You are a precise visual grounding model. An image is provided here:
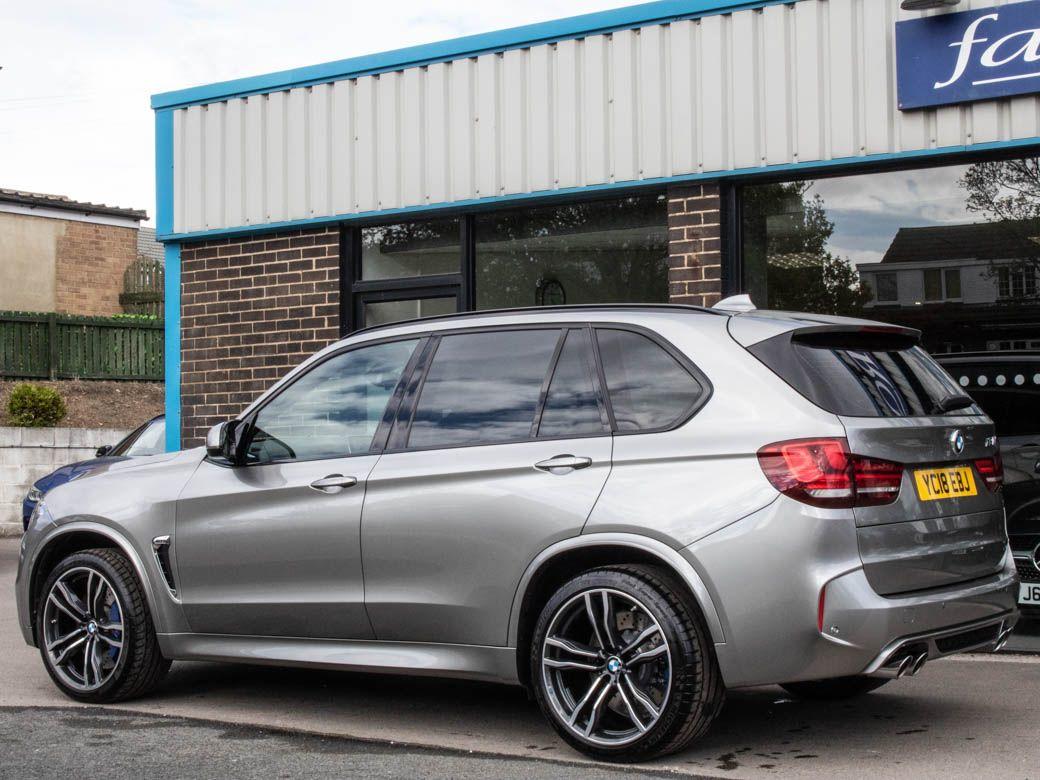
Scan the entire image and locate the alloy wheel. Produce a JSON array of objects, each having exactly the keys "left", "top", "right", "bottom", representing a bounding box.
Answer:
[
  {"left": 540, "top": 587, "right": 672, "bottom": 746},
  {"left": 42, "top": 566, "right": 124, "bottom": 692}
]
